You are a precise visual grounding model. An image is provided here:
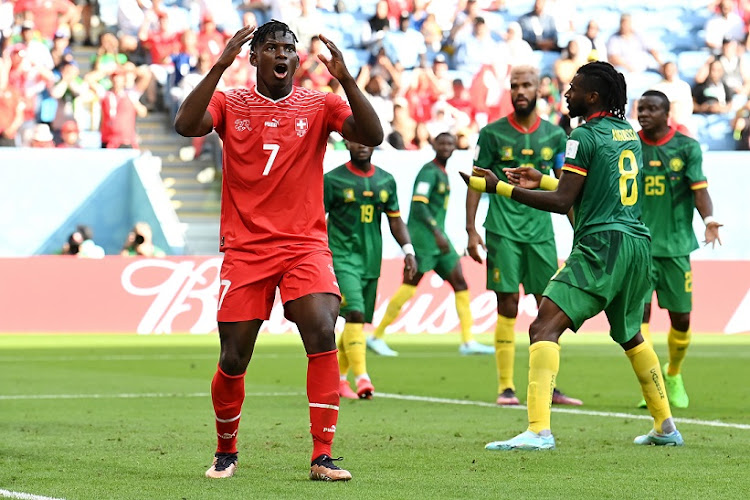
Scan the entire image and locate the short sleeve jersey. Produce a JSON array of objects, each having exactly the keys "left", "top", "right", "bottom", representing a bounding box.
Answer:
[
  {"left": 638, "top": 128, "right": 707, "bottom": 257},
  {"left": 474, "top": 115, "right": 567, "bottom": 242},
  {"left": 207, "top": 86, "right": 352, "bottom": 251},
  {"left": 408, "top": 161, "right": 450, "bottom": 254},
  {"left": 562, "top": 114, "right": 650, "bottom": 244},
  {"left": 324, "top": 163, "right": 400, "bottom": 278}
]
